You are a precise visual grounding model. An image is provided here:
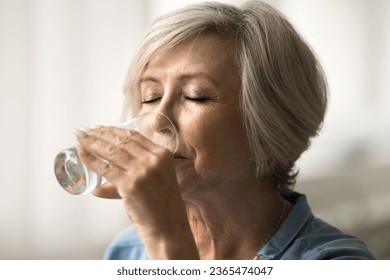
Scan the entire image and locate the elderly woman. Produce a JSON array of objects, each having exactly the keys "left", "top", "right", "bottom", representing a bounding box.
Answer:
[{"left": 75, "top": 1, "right": 374, "bottom": 259}]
